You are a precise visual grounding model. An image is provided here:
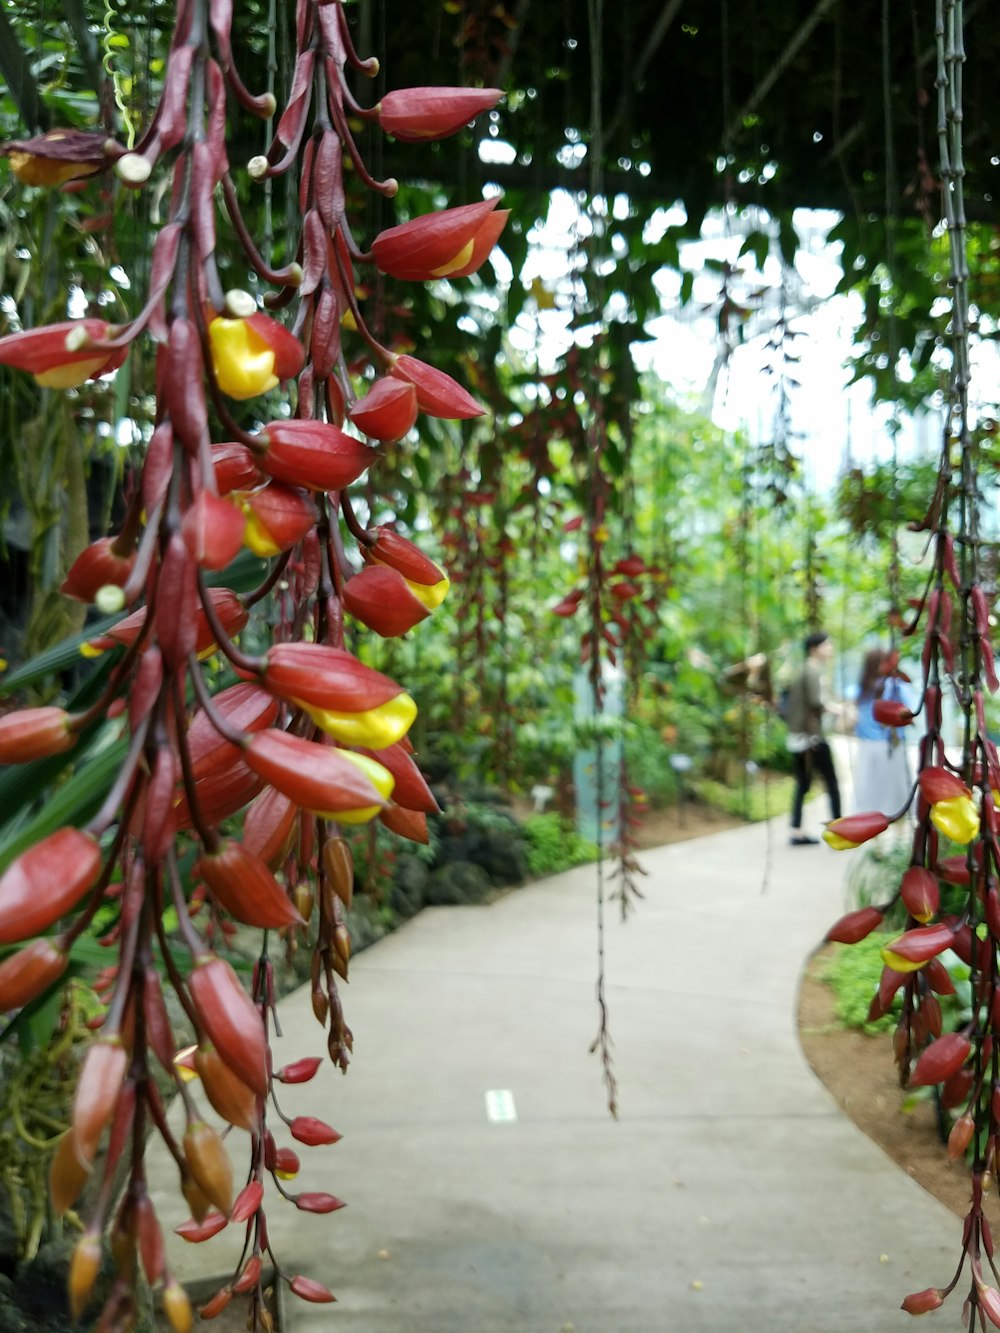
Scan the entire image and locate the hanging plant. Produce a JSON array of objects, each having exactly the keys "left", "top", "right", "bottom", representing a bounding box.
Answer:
[{"left": 0, "top": 2, "right": 502, "bottom": 1326}]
